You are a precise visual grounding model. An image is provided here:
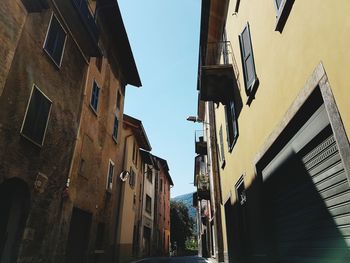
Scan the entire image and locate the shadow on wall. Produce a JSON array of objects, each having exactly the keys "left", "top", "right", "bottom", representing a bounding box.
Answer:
[{"left": 225, "top": 142, "right": 350, "bottom": 263}]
